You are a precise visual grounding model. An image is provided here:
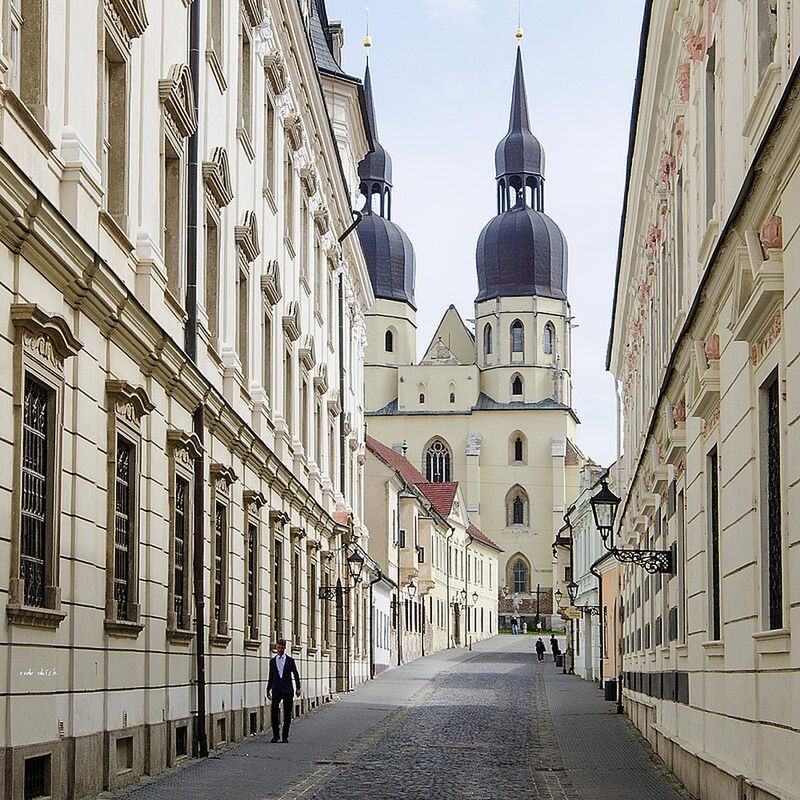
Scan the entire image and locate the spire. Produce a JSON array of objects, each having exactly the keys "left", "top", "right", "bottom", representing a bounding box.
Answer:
[
  {"left": 494, "top": 46, "right": 545, "bottom": 213},
  {"left": 358, "top": 38, "right": 393, "bottom": 215},
  {"left": 507, "top": 47, "right": 532, "bottom": 136}
]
